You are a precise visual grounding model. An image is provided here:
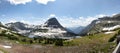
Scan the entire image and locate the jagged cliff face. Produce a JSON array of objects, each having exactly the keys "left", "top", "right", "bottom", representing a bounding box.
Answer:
[
  {"left": 80, "top": 14, "right": 120, "bottom": 35},
  {"left": 44, "top": 18, "right": 64, "bottom": 29}
]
